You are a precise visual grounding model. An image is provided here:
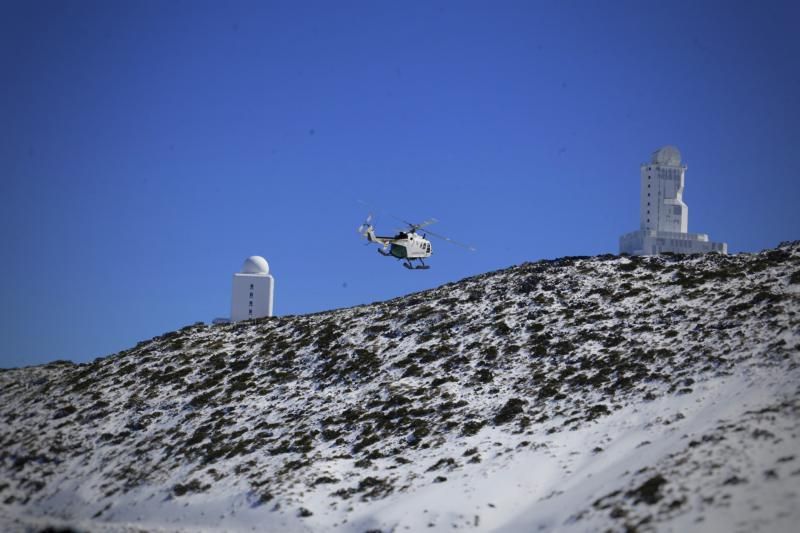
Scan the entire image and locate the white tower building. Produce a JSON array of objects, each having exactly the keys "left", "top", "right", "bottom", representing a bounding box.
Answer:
[
  {"left": 620, "top": 146, "right": 727, "bottom": 255},
  {"left": 231, "top": 256, "right": 274, "bottom": 321}
]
